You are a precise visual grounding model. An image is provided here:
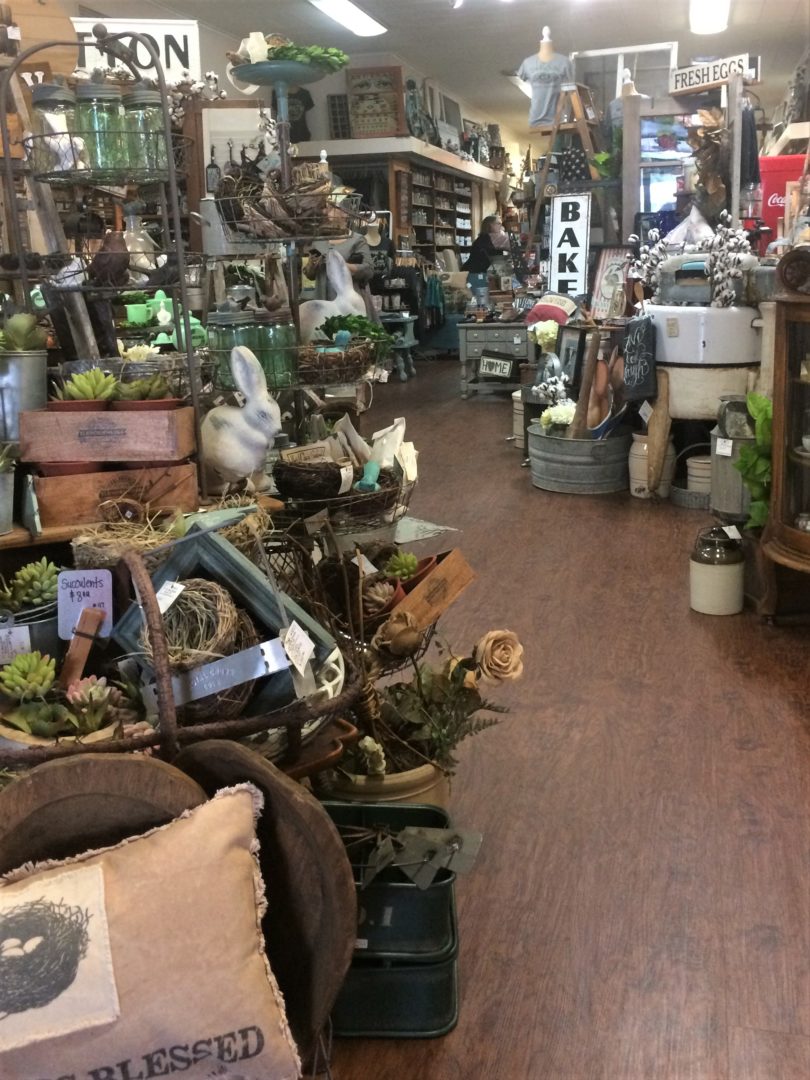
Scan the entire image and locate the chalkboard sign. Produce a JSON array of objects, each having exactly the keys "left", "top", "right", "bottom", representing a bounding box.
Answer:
[{"left": 622, "top": 315, "right": 657, "bottom": 401}]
